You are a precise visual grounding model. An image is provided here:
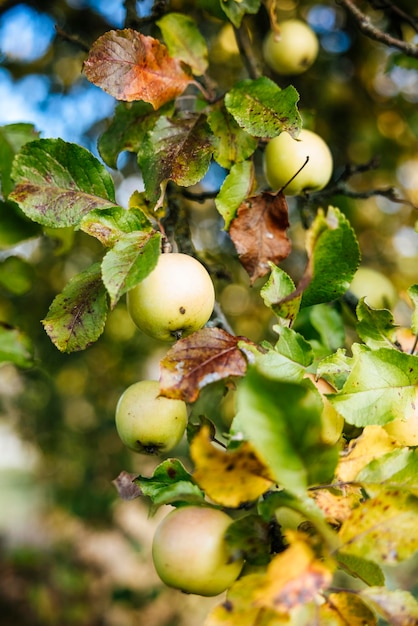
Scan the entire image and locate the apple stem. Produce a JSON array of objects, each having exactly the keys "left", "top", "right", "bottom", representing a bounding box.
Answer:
[{"left": 279, "top": 156, "right": 309, "bottom": 194}]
